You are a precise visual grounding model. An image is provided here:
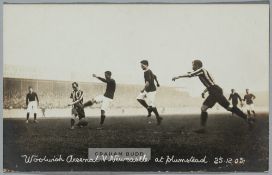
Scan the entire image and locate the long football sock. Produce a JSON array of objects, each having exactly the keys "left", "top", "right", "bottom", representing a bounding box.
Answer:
[
  {"left": 232, "top": 107, "right": 247, "bottom": 120},
  {"left": 152, "top": 107, "right": 160, "bottom": 118},
  {"left": 247, "top": 110, "right": 251, "bottom": 117},
  {"left": 137, "top": 99, "right": 151, "bottom": 116},
  {"left": 100, "top": 115, "right": 105, "bottom": 125},
  {"left": 83, "top": 101, "right": 93, "bottom": 108},
  {"left": 71, "top": 118, "right": 75, "bottom": 127},
  {"left": 152, "top": 107, "right": 162, "bottom": 125},
  {"left": 137, "top": 99, "right": 148, "bottom": 108},
  {"left": 201, "top": 111, "right": 208, "bottom": 127},
  {"left": 26, "top": 113, "right": 30, "bottom": 120},
  {"left": 34, "top": 113, "right": 37, "bottom": 120},
  {"left": 252, "top": 111, "right": 256, "bottom": 117},
  {"left": 147, "top": 106, "right": 152, "bottom": 116}
]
